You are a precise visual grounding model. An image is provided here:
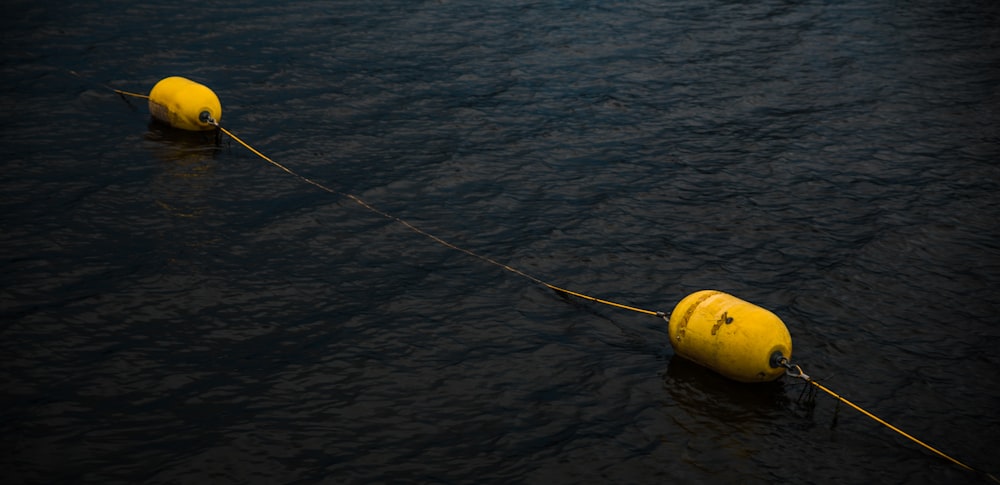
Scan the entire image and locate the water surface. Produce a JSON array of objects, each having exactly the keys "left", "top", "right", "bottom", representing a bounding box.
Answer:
[{"left": 2, "top": 1, "right": 999, "bottom": 483}]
